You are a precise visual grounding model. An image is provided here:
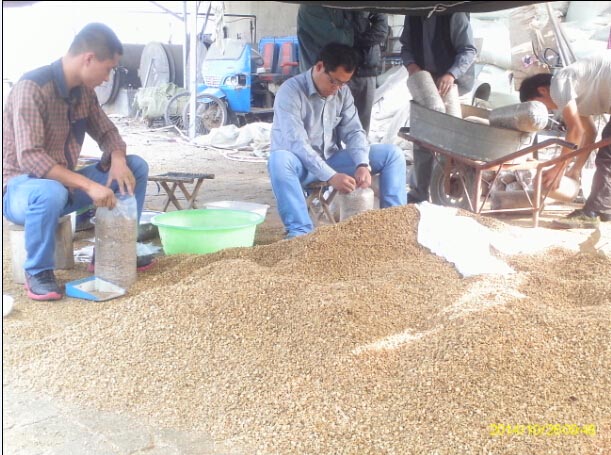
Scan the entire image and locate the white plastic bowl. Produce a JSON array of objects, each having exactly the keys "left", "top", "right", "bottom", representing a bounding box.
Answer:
[
  {"left": 3, "top": 294, "right": 14, "bottom": 317},
  {"left": 204, "top": 201, "right": 269, "bottom": 219}
]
